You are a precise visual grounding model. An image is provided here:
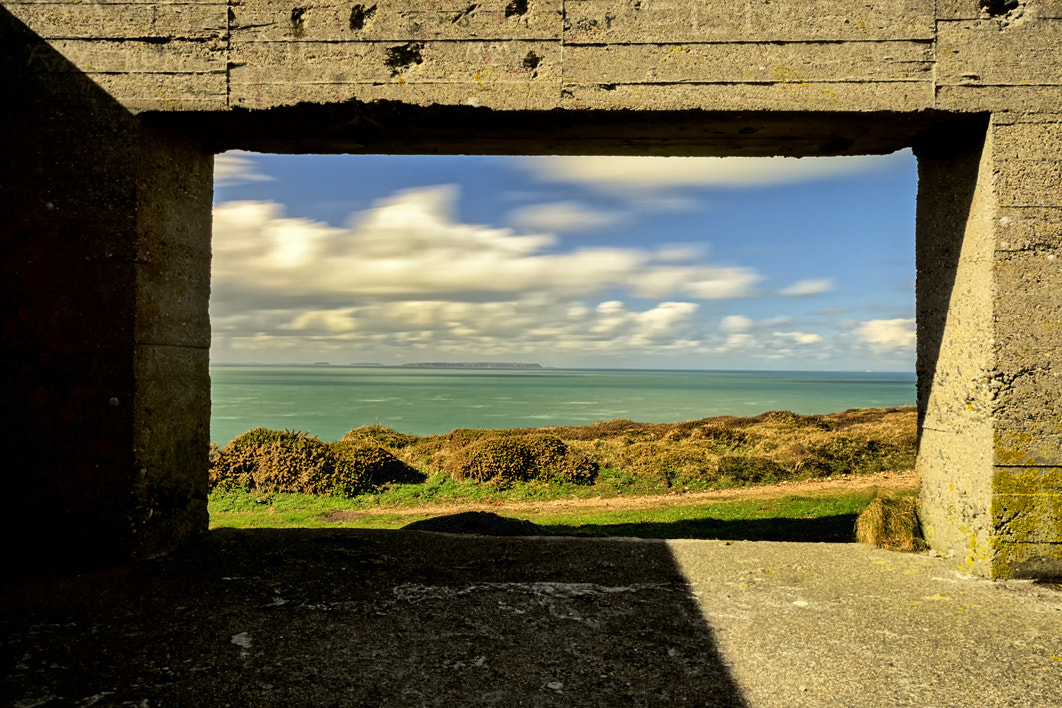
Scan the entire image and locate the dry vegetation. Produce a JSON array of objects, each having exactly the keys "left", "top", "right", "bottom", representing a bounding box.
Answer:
[
  {"left": 210, "top": 407, "right": 917, "bottom": 499},
  {"left": 855, "top": 493, "right": 927, "bottom": 551}
]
